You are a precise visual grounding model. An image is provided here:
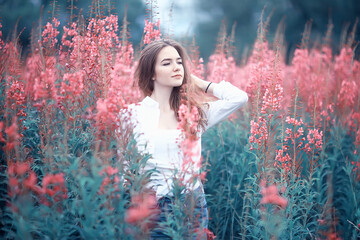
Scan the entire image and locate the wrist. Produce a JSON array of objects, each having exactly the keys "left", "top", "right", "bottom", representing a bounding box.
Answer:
[{"left": 205, "top": 82, "right": 212, "bottom": 93}]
